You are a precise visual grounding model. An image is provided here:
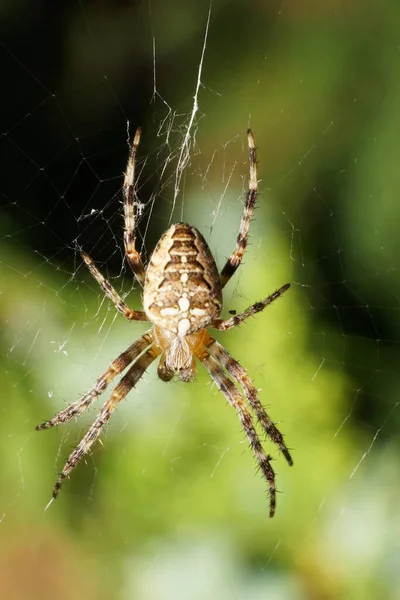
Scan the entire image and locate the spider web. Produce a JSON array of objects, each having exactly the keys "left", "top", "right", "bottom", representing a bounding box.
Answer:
[{"left": 1, "top": 1, "right": 399, "bottom": 599}]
